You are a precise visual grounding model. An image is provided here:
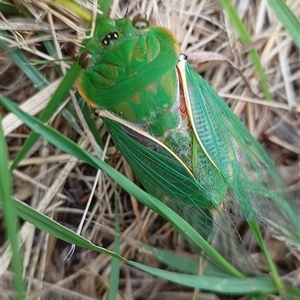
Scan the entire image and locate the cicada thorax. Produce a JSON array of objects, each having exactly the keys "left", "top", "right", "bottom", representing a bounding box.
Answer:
[{"left": 77, "top": 14, "right": 181, "bottom": 132}]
